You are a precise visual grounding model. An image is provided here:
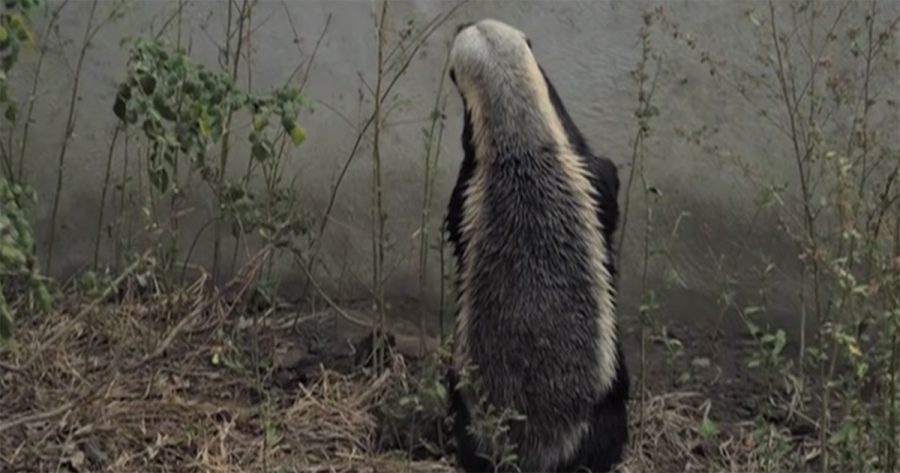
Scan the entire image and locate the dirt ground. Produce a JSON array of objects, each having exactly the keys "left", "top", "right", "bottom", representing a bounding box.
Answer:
[{"left": 0, "top": 270, "right": 813, "bottom": 472}]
